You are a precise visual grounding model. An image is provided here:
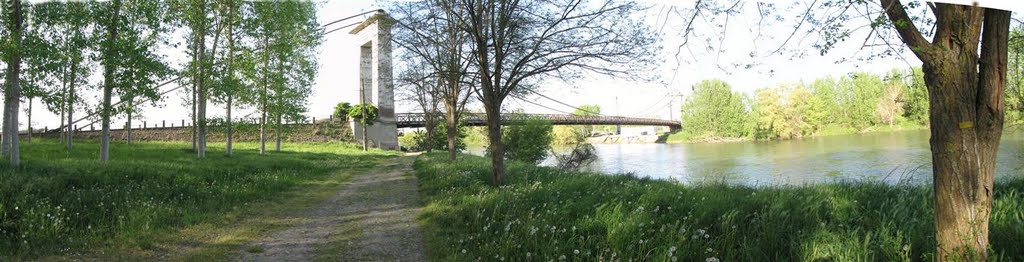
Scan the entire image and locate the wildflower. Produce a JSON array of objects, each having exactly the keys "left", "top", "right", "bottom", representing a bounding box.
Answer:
[
  {"left": 574, "top": 249, "right": 580, "bottom": 255},
  {"left": 672, "top": 256, "right": 678, "bottom": 261},
  {"left": 462, "top": 249, "right": 466, "bottom": 254},
  {"left": 903, "top": 245, "right": 910, "bottom": 252},
  {"left": 706, "top": 257, "right": 719, "bottom": 262},
  {"left": 669, "top": 246, "right": 677, "bottom": 253},
  {"left": 559, "top": 255, "right": 567, "bottom": 260}
]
